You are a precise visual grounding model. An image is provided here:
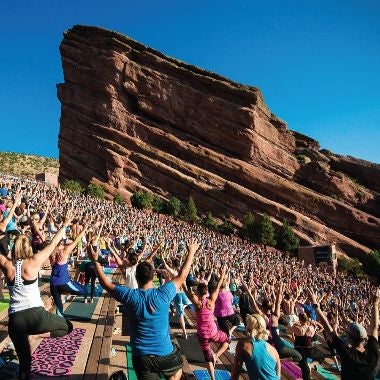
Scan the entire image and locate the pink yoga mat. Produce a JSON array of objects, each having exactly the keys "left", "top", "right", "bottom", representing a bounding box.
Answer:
[{"left": 31, "top": 328, "right": 86, "bottom": 377}]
